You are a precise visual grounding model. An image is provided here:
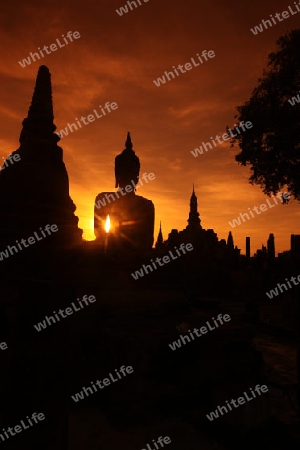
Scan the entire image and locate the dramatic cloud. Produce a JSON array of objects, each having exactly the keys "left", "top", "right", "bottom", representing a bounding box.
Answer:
[{"left": 0, "top": 0, "right": 298, "bottom": 252}]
